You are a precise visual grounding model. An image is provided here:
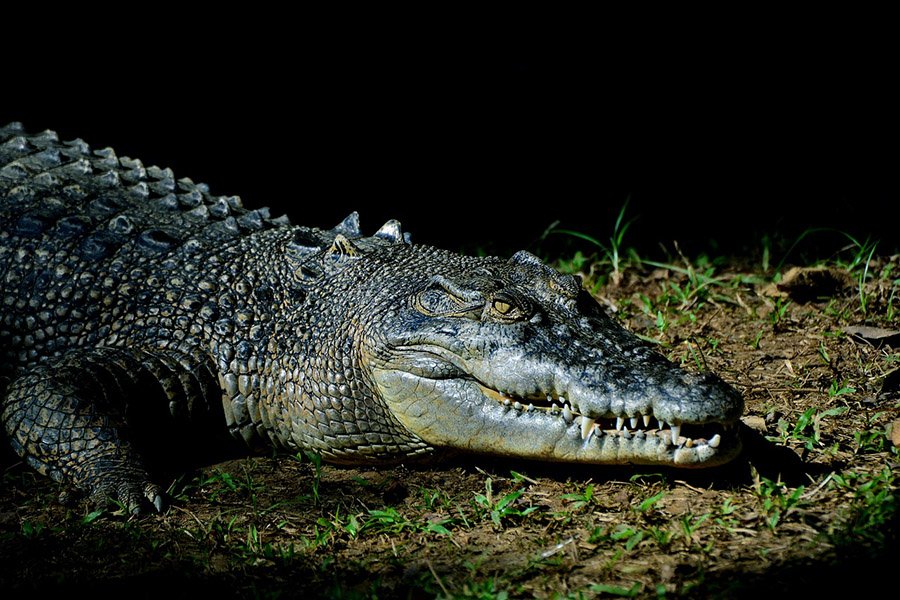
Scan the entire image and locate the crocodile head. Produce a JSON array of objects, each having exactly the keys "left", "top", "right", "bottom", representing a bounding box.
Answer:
[
  {"left": 285, "top": 214, "right": 743, "bottom": 467},
  {"left": 352, "top": 241, "right": 744, "bottom": 468}
]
